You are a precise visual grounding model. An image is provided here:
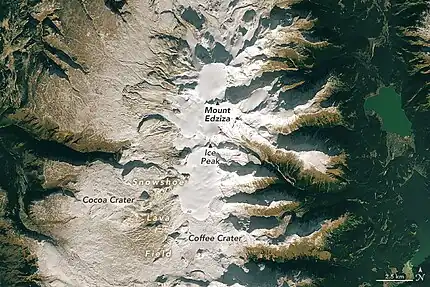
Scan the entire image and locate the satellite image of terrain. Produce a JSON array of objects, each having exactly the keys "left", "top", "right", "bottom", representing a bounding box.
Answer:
[{"left": 1, "top": 0, "right": 430, "bottom": 286}]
